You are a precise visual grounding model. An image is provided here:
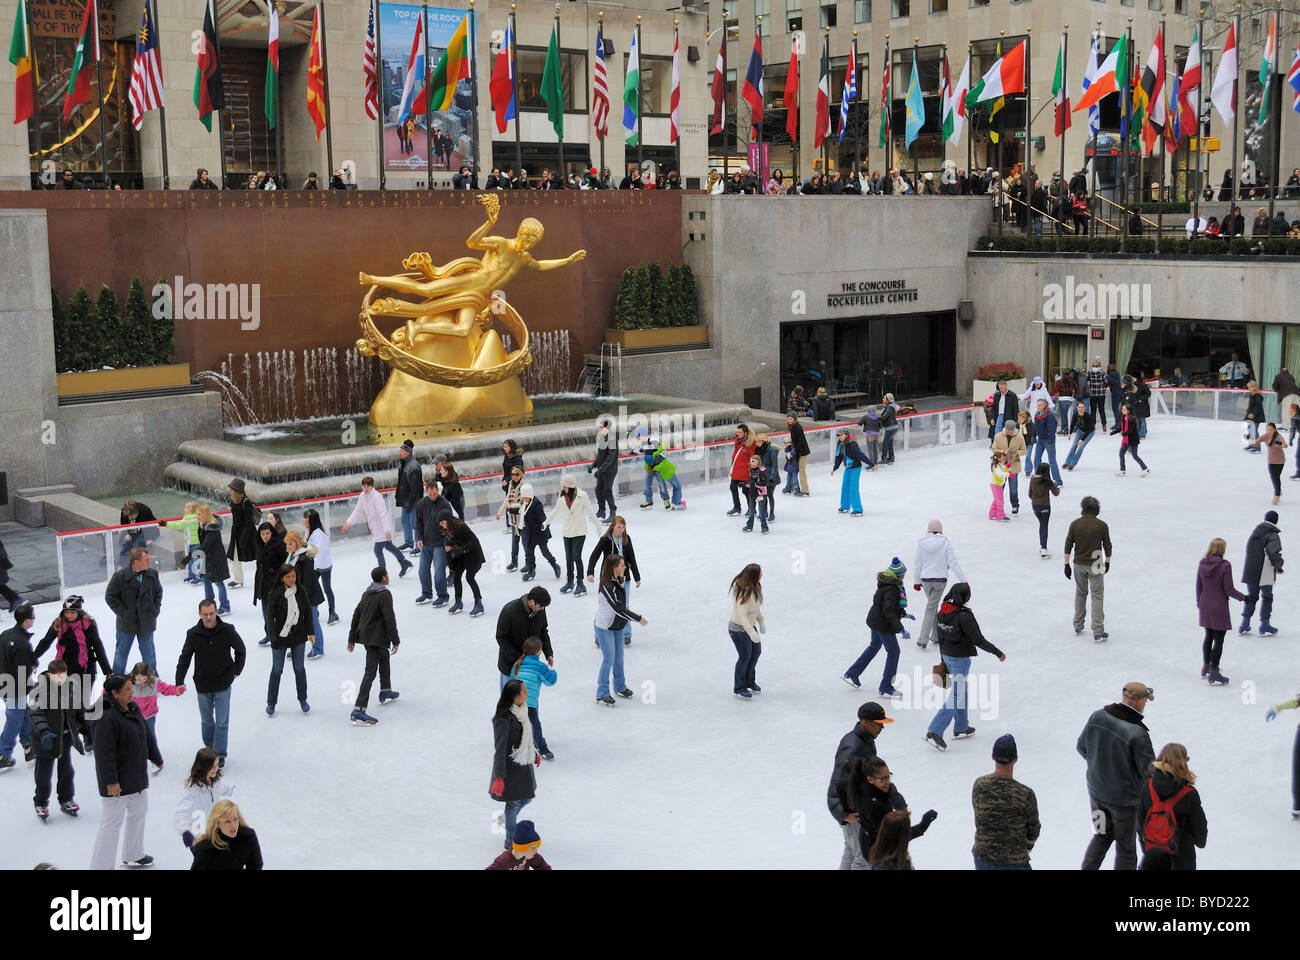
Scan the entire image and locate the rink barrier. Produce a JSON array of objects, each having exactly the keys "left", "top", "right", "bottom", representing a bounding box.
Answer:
[{"left": 51, "top": 403, "right": 992, "bottom": 592}]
